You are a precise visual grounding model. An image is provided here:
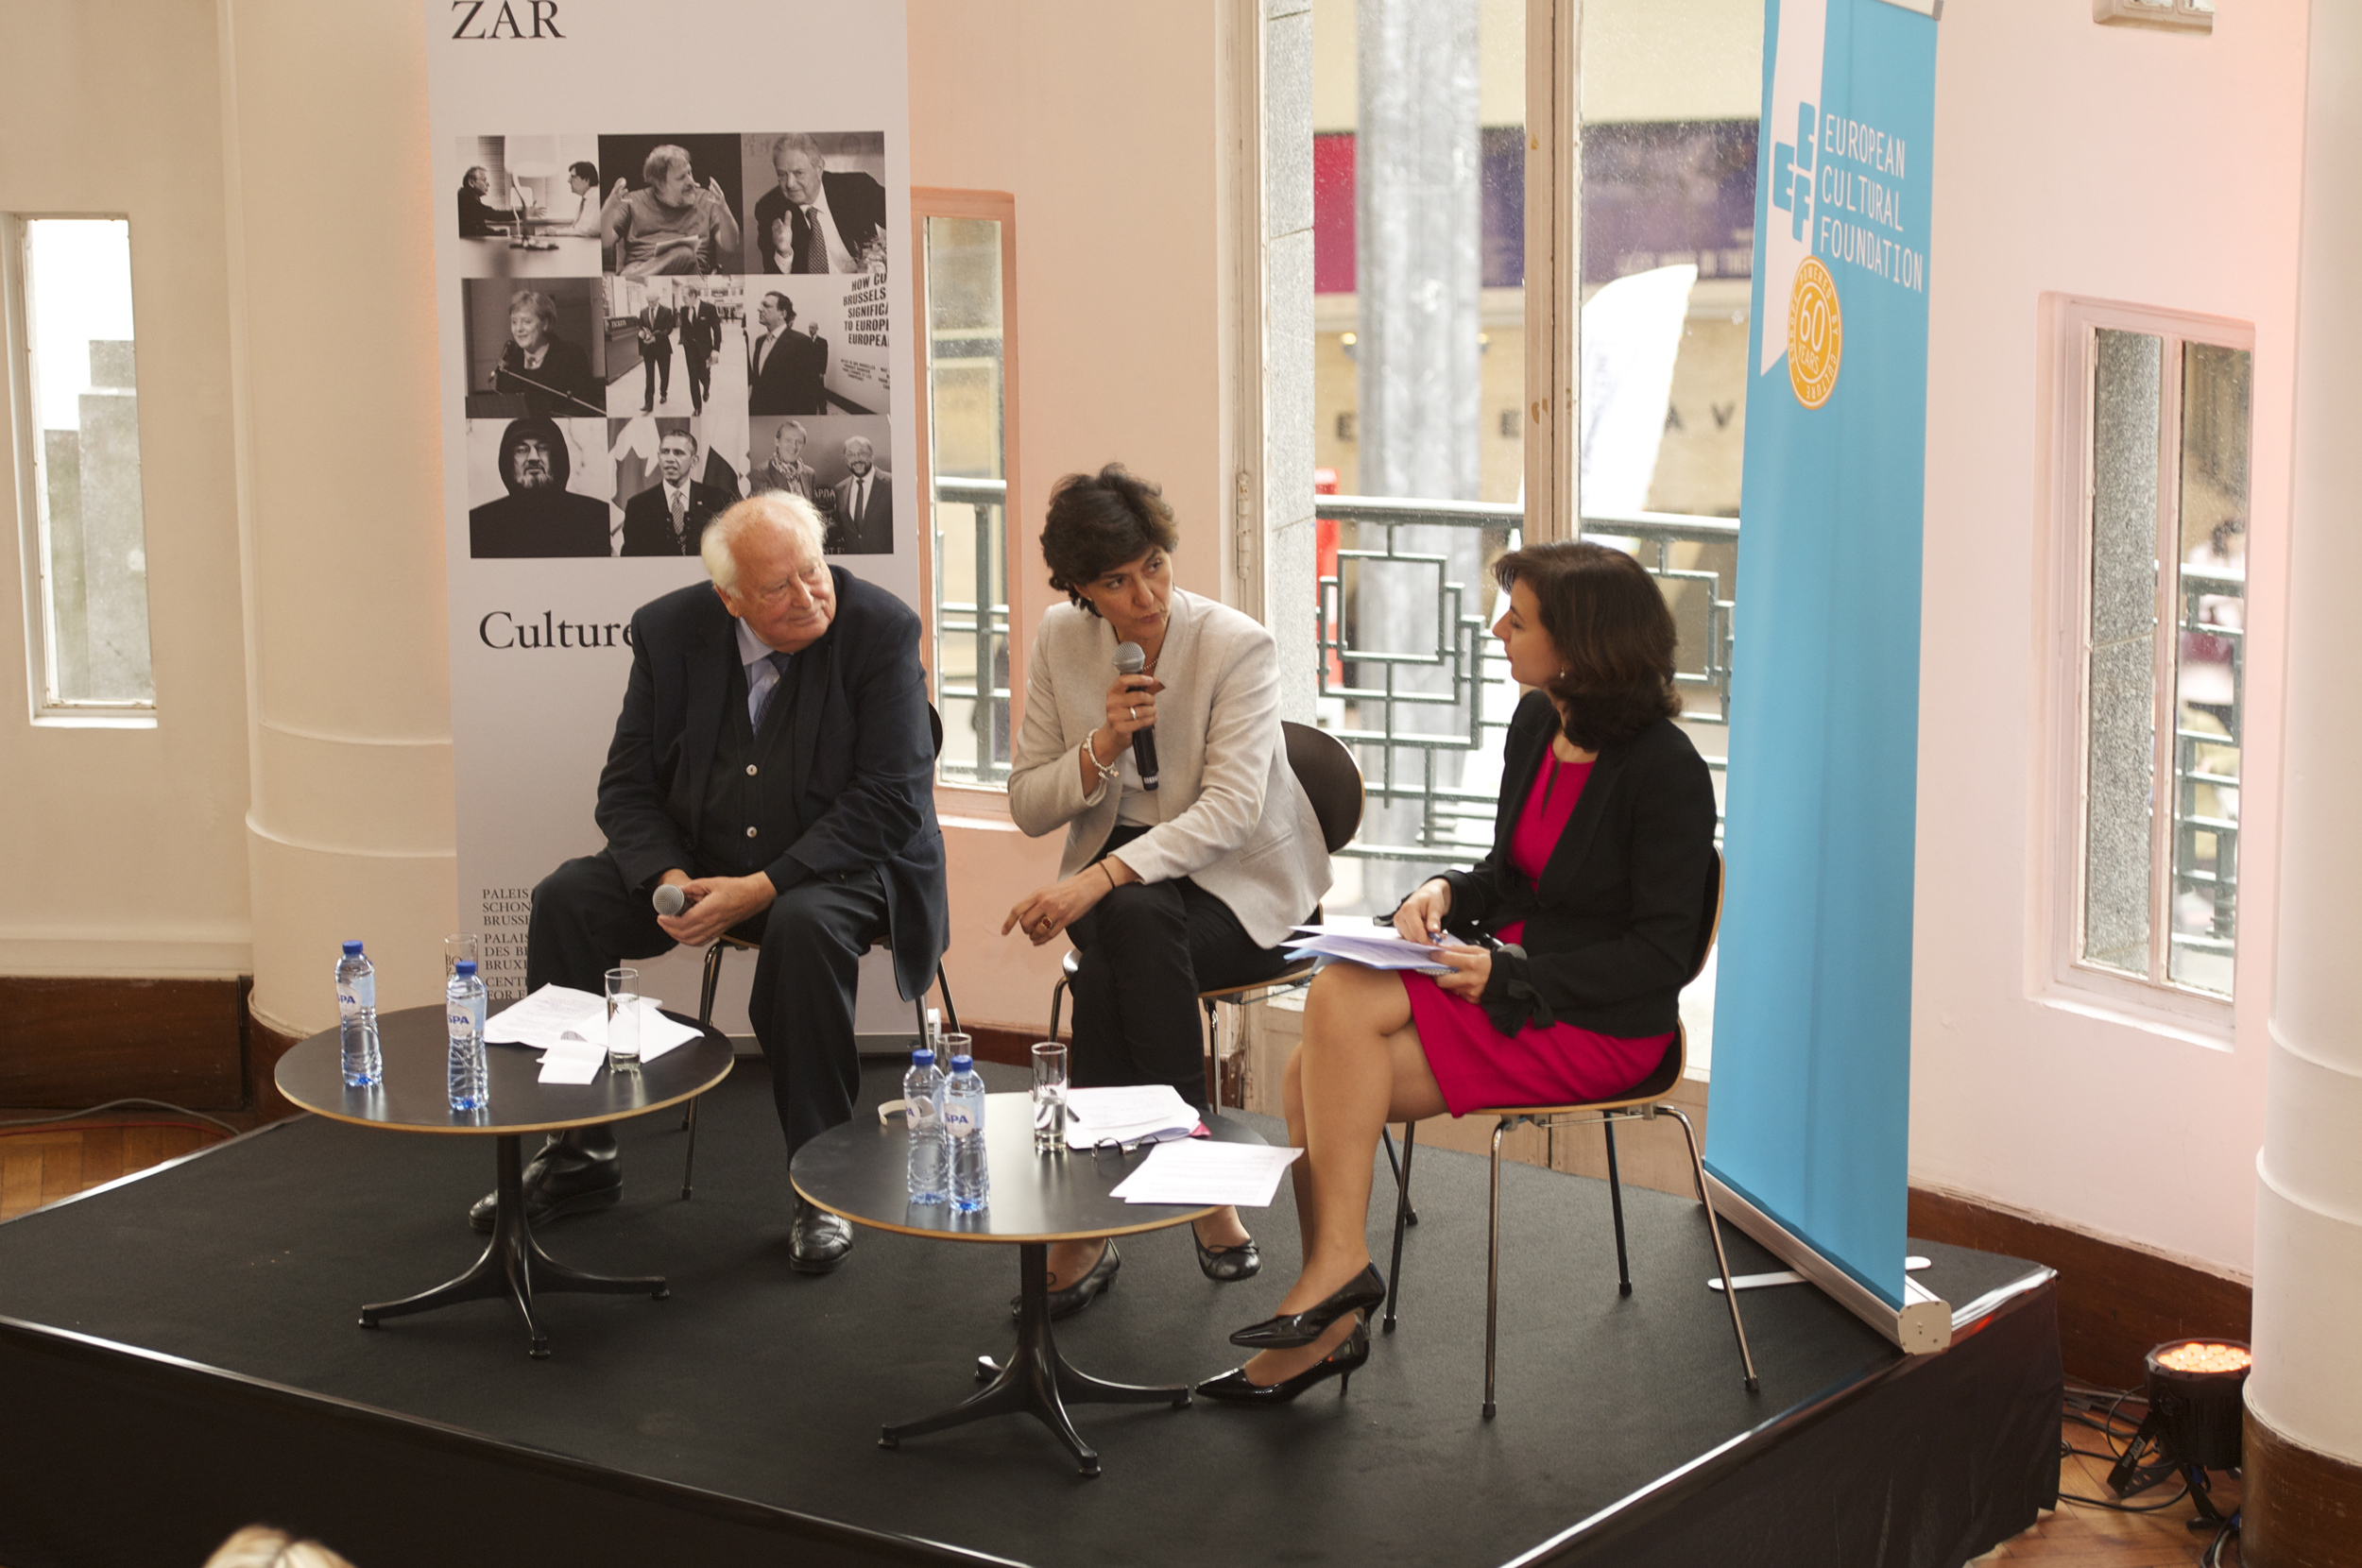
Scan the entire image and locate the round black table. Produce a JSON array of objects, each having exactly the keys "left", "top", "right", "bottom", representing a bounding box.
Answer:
[
  {"left": 791, "top": 1093, "right": 1267, "bottom": 1476},
  {"left": 276, "top": 1003, "right": 733, "bottom": 1358}
]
